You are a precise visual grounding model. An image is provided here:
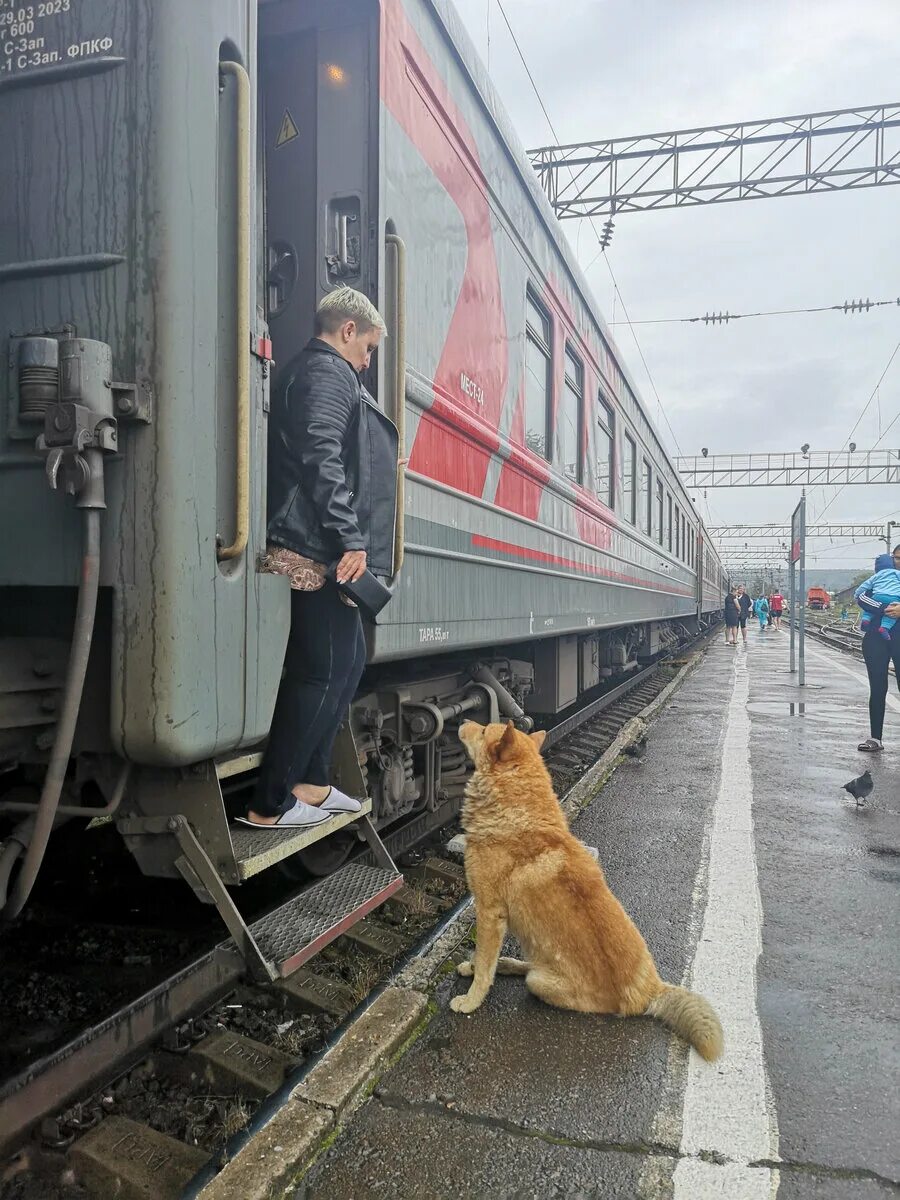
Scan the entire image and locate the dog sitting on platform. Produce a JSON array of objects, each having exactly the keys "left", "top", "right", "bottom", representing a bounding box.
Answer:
[{"left": 451, "top": 720, "right": 723, "bottom": 1062}]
